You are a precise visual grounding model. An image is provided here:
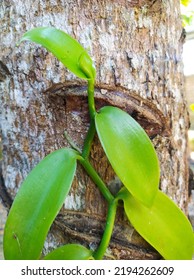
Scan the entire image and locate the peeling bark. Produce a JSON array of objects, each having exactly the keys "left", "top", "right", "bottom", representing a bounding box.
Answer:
[{"left": 0, "top": 0, "right": 189, "bottom": 259}]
